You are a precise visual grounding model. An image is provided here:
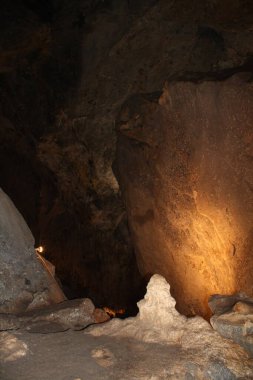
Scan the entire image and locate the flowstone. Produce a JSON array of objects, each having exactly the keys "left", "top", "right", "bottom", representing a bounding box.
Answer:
[{"left": 87, "top": 274, "right": 253, "bottom": 379}]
